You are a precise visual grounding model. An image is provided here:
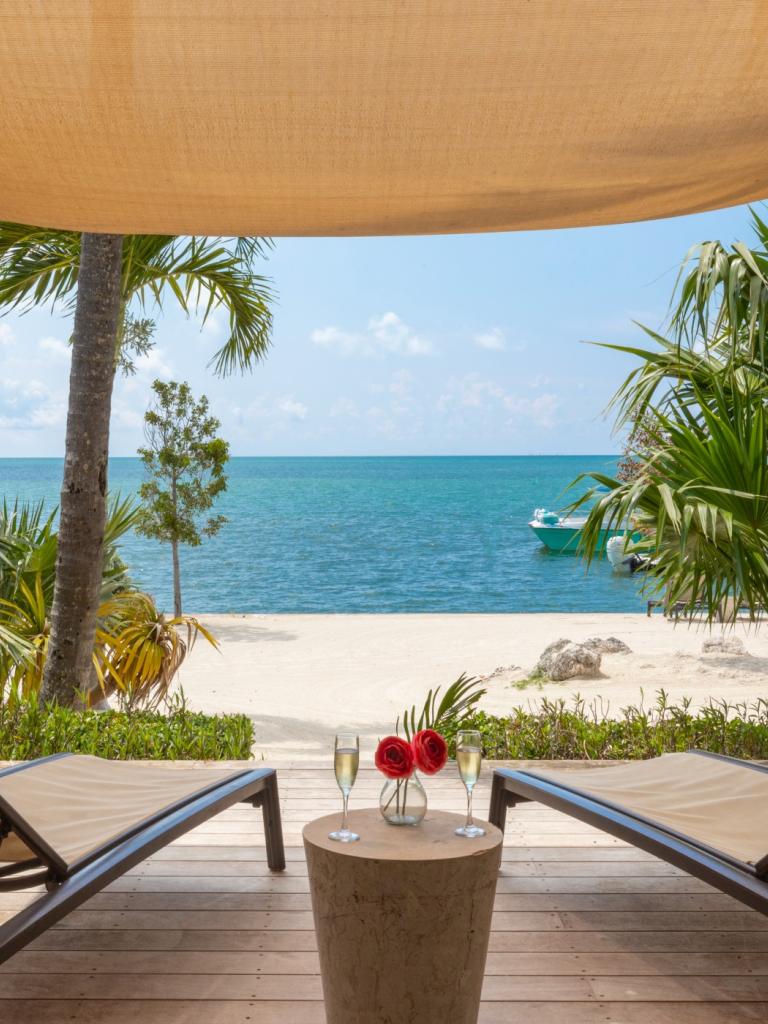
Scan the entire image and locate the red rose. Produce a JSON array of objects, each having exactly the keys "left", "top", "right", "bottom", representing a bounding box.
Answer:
[
  {"left": 375, "top": 735, "right": 415, "bottom": 779},
  {"left": 412, "top": 729, "right": 448, "bottom": 775}
]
